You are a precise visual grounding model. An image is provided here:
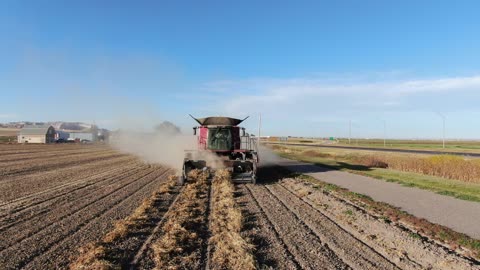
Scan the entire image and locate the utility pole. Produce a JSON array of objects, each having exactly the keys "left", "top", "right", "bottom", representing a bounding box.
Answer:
[
  {"left": 437, "top": 113, "right": 446, "bottom": 149},
  {"left": 383, "top": 120, "right": 387, "bottom": 147},
  {"left": 348, "top": 120, "right": 351, "bottom": 144},
  {"left": 442, "top": 115, "right": 445, "bottom": 149},
  {"left": 258, "top": 113, "right": 262, "bottom": 142}
]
